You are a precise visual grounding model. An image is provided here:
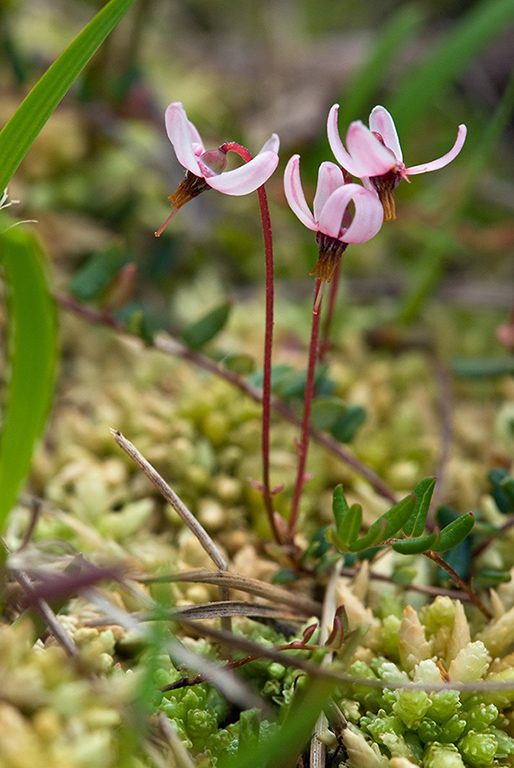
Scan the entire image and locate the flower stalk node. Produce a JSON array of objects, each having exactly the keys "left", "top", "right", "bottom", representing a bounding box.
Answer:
[
  {"left": 369, "top": 169, "right": 403, "bottom": 221},
  {"left": 313, "top": 232, "right": 349, "bottom": 282},
  {"left": 168, "top": 171, "right": 211, "bottom": 210}
]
